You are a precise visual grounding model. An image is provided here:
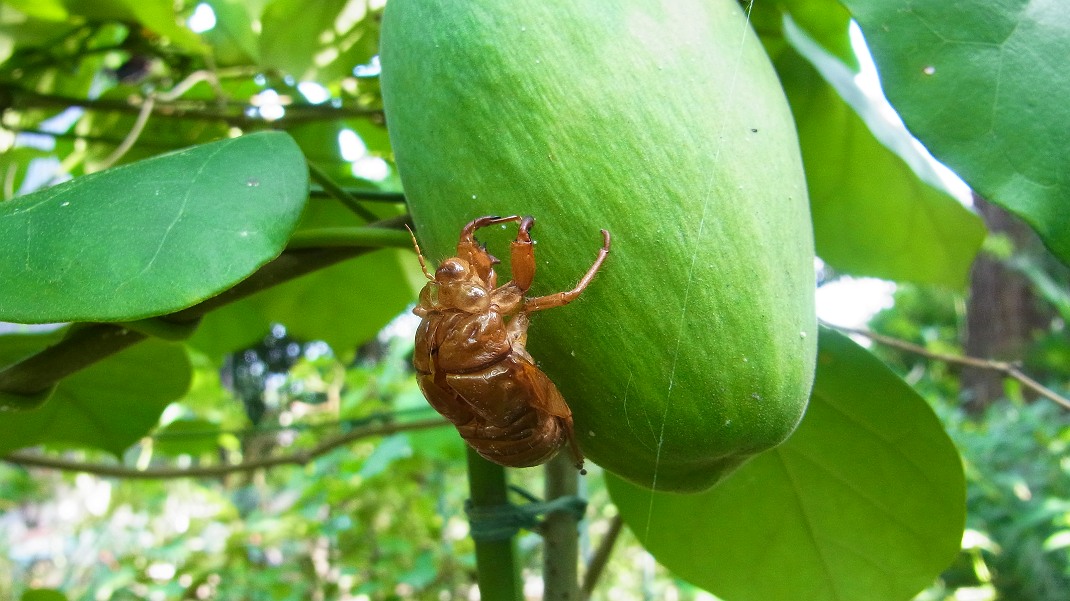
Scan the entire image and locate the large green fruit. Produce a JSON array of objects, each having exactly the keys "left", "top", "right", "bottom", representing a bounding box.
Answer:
[{"left": 381, "top": 0, "right": 816, "bottom": 492}]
